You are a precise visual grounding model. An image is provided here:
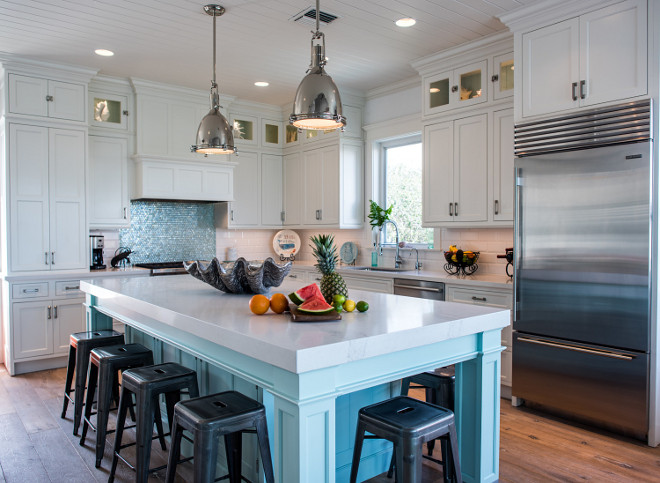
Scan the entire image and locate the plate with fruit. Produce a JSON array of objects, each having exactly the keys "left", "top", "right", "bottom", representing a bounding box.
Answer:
[{"left": 443, "top": 245, "right": 480, "bottom": 275}]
